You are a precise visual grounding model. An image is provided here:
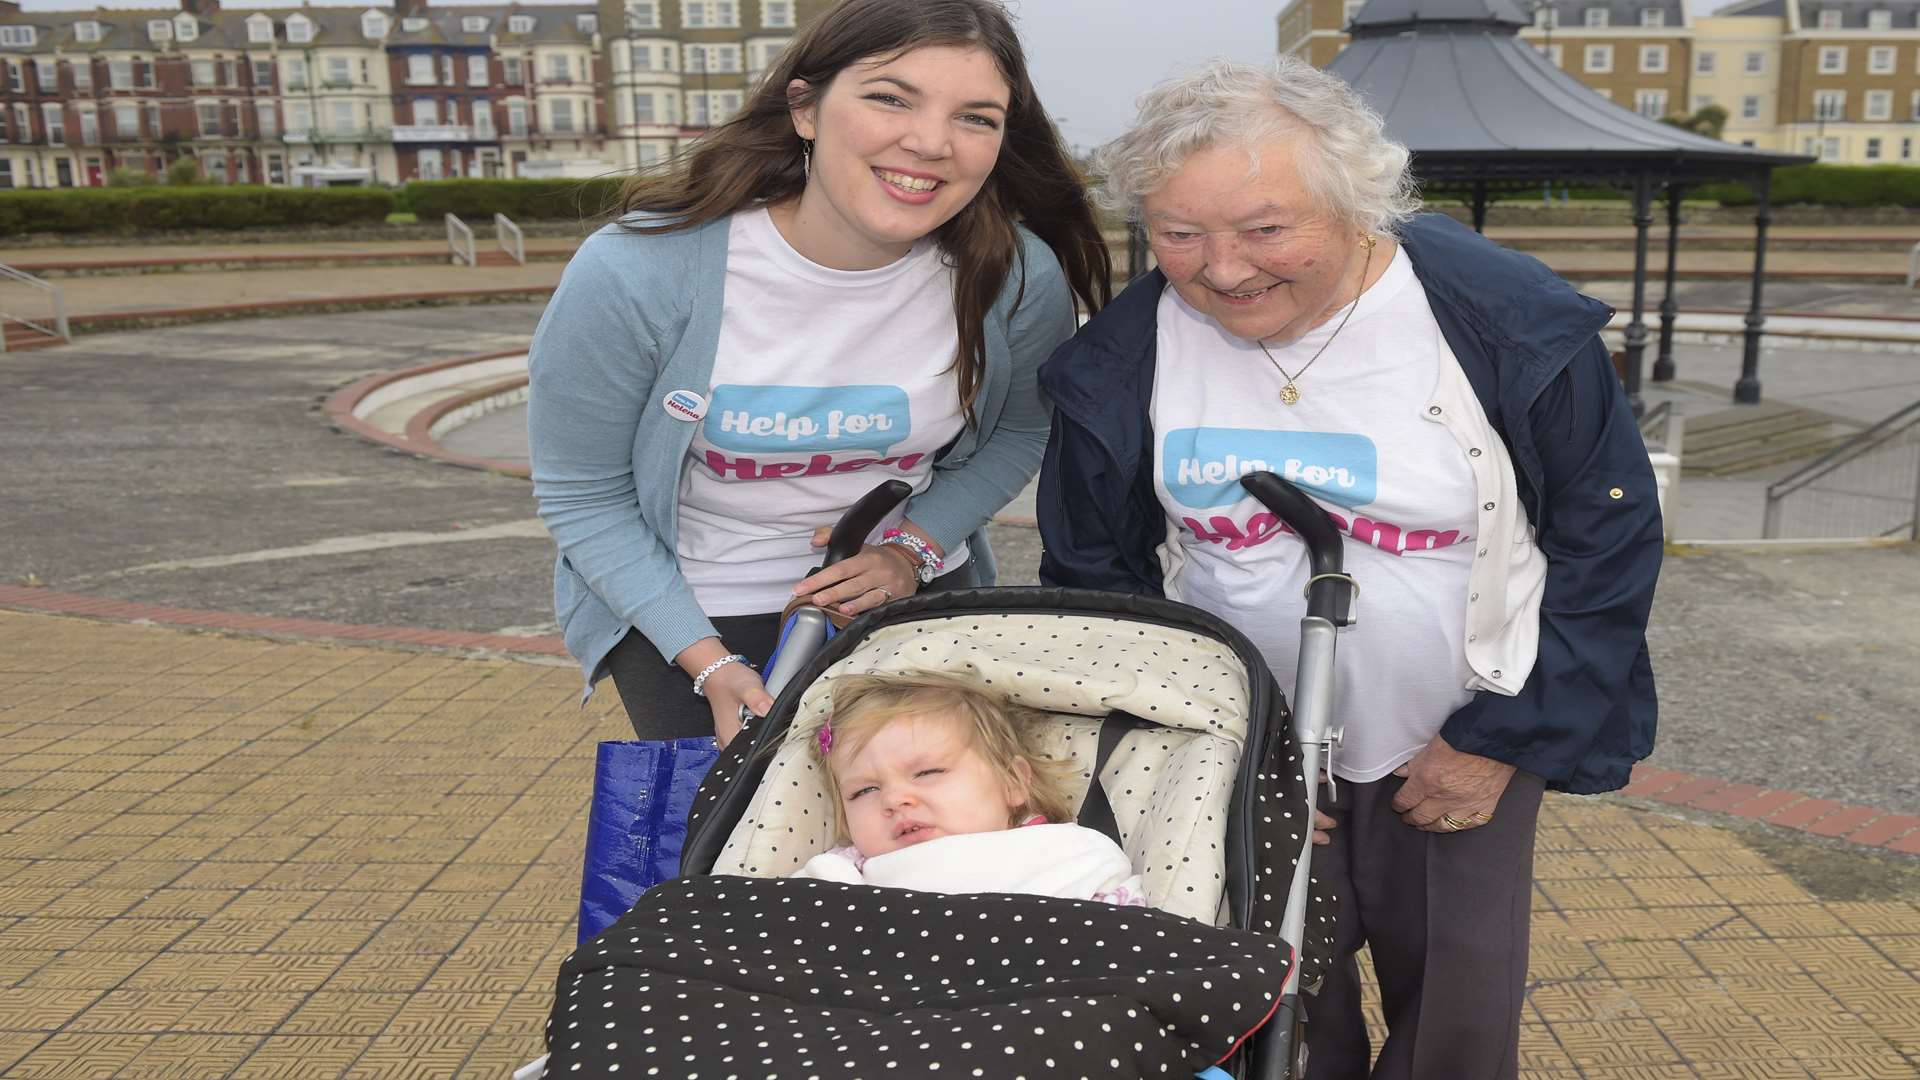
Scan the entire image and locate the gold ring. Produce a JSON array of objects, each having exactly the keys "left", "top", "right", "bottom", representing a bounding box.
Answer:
[
  {"left": 1471, "top": 811, "right": 1492, "bottom": 823},
  {"left": 1442, "top": 813, "right": 1471, "bottom": 831}
]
